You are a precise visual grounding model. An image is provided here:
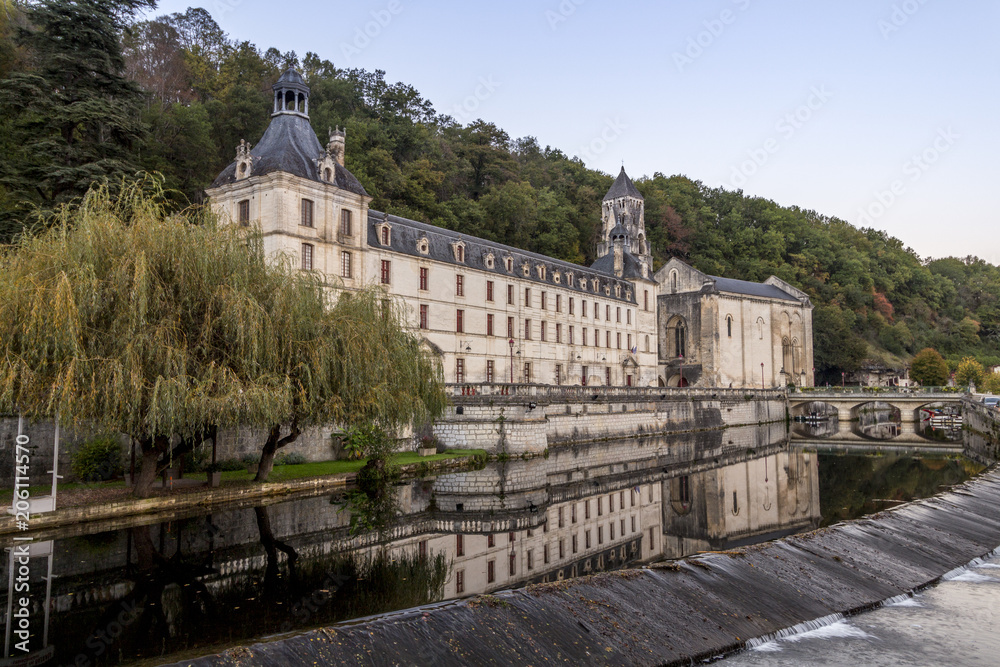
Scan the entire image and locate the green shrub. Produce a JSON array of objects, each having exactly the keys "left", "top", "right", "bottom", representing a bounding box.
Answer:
[
  {"left": 215, "top": 458, "right": 247, "bottom": 472},
  {"left": 71, "top": 436, "right": 124, "bottom": 482},
  {"left": 275, "top": 451, "right": 307, "bottom": 466}
]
